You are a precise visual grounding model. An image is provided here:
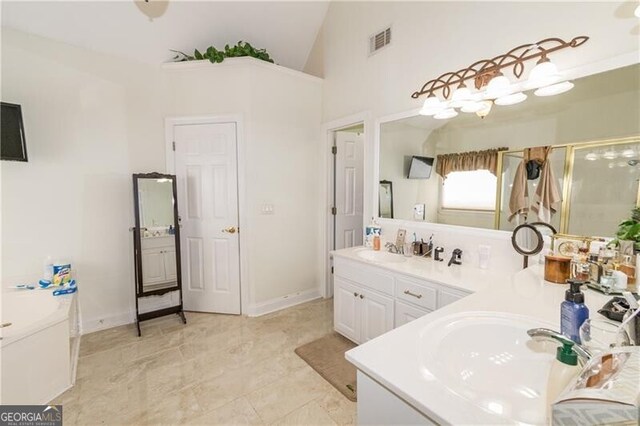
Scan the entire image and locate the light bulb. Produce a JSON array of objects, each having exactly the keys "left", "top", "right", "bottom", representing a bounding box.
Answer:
[
  {"left": 622, "top": 148, "right": 635, "bottom": 158},
  {"left": 534, "top": 81, "right": 574, "bottom": 97},
  {"left": 635, "top": 4, "right": 640, "bottom": 17},
  {"left": 433, "top": 108, "right": 458, "bottom": 120},
  {"left": 460, "top": 101, "right": 484, "bottom": 113},
  {"left": 485, "top": 74, "right": 511, "bottom": 99},
  {"left": 419, "top": 95, "right": 444, "bottom": 116},
  {"left": 527, "top": 60, "right": 560, "bottom": 88},
  {"left": 584, "top": 152, "right": 598, "bottom": 161},
  {"left": 495, "top": 92, "right": 527, "bottom": 106},
  {"left": 603, "top": 150, "right": 617, "bottom": 160},
  {"left": 451, "top": 85, "right": 473, "bottom": 108},
  {"left": 475, "top": 101, "right": 493, "bottom": 119}
]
